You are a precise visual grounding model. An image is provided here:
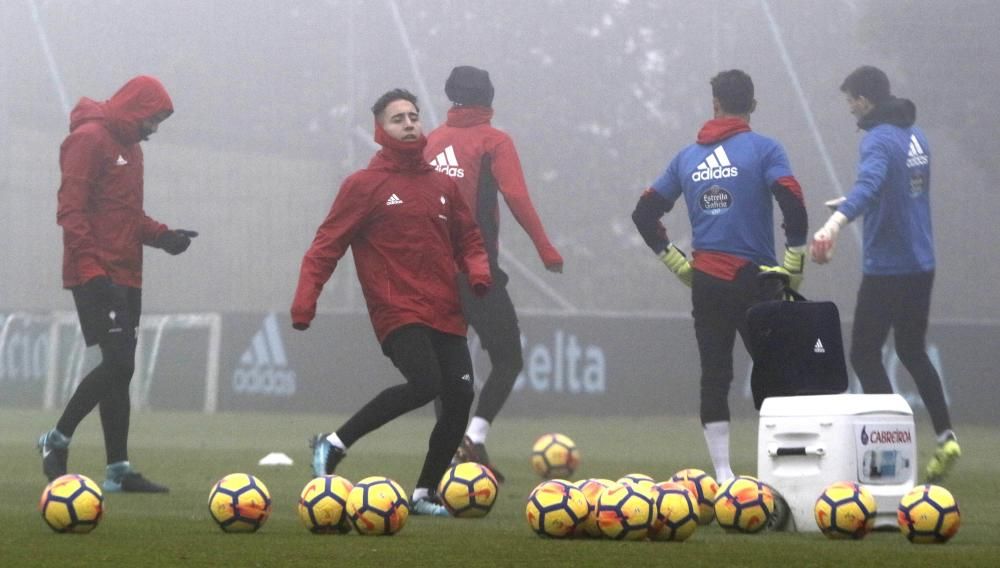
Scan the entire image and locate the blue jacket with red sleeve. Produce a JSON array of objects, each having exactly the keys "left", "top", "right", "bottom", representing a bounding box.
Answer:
[{"left": 633, "top": 117, "right": 807, "bottom": 280}]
